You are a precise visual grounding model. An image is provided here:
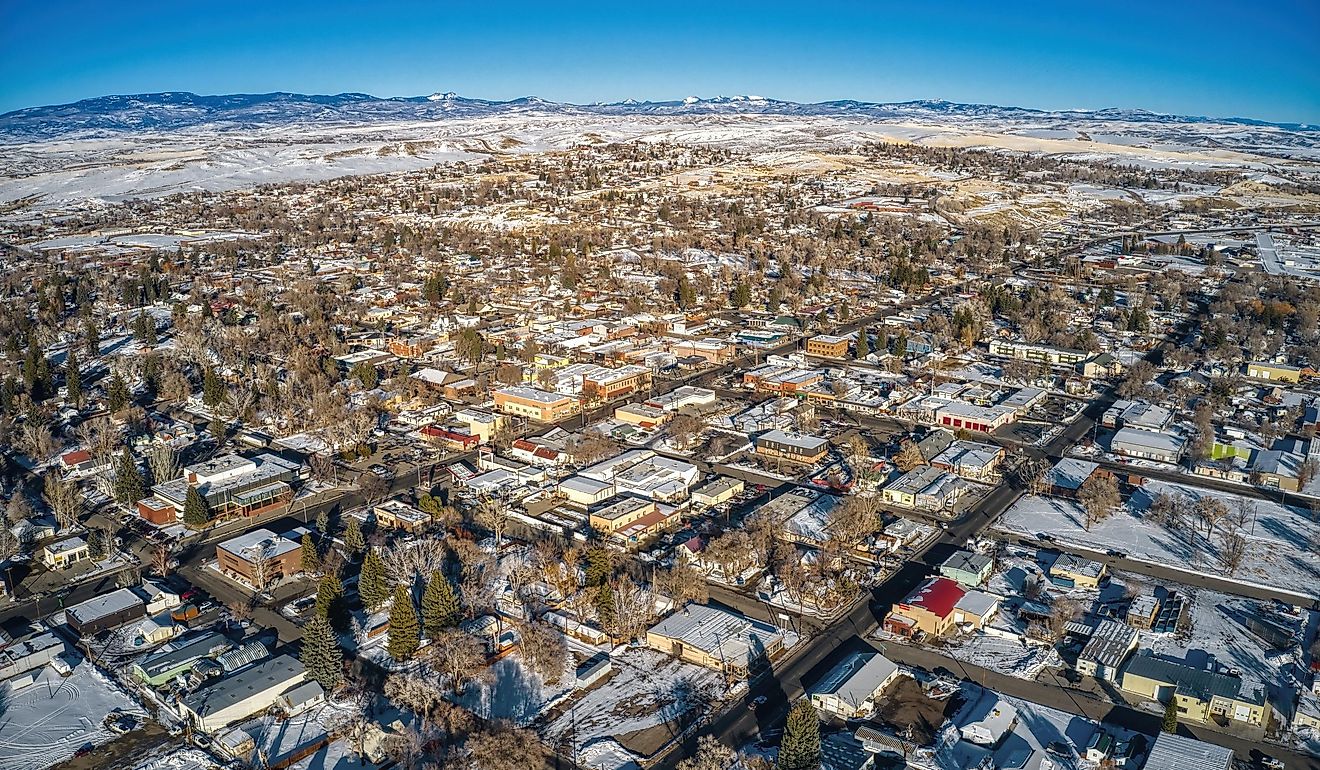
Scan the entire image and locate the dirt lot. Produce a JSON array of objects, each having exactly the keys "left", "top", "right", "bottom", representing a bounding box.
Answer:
[
  {"left": 48, "top": 722, "right": 172, "bottom": 770},
  {"left": 870, "top": 674, "right": 960, "bottom": 746}
]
